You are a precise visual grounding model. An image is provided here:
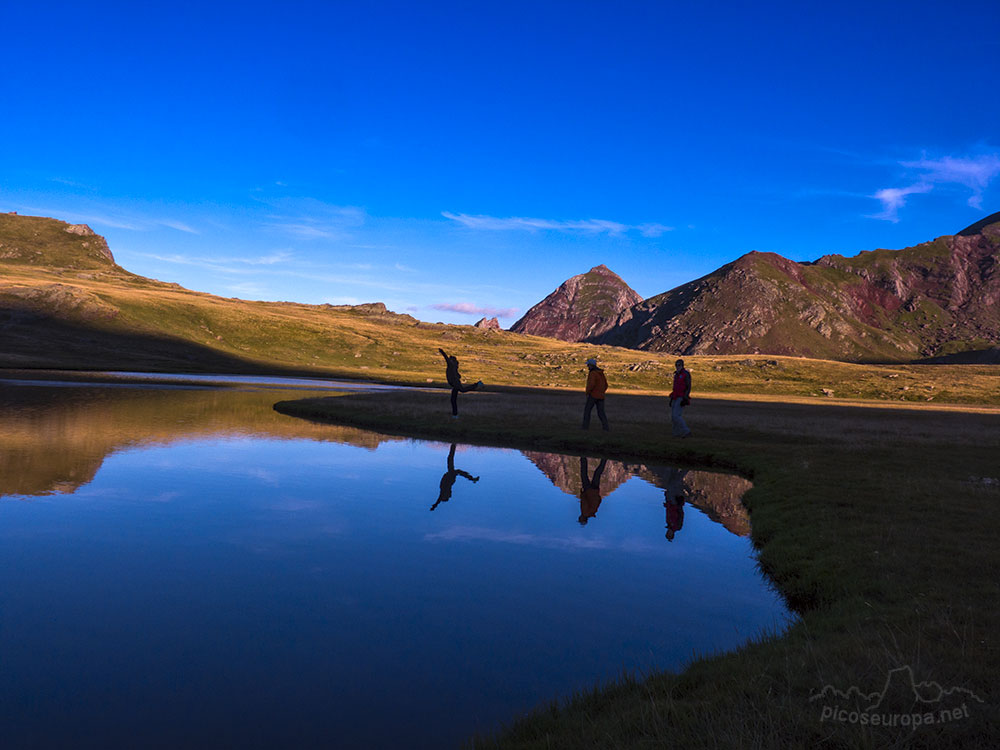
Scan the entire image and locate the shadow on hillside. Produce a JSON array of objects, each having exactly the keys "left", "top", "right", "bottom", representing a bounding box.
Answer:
[
  {"left": 912, "top": 348, "right": 1000, "bottom": 365},
  {"left": 0, "top": 307, "right": 354, "bottom": 379}
]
